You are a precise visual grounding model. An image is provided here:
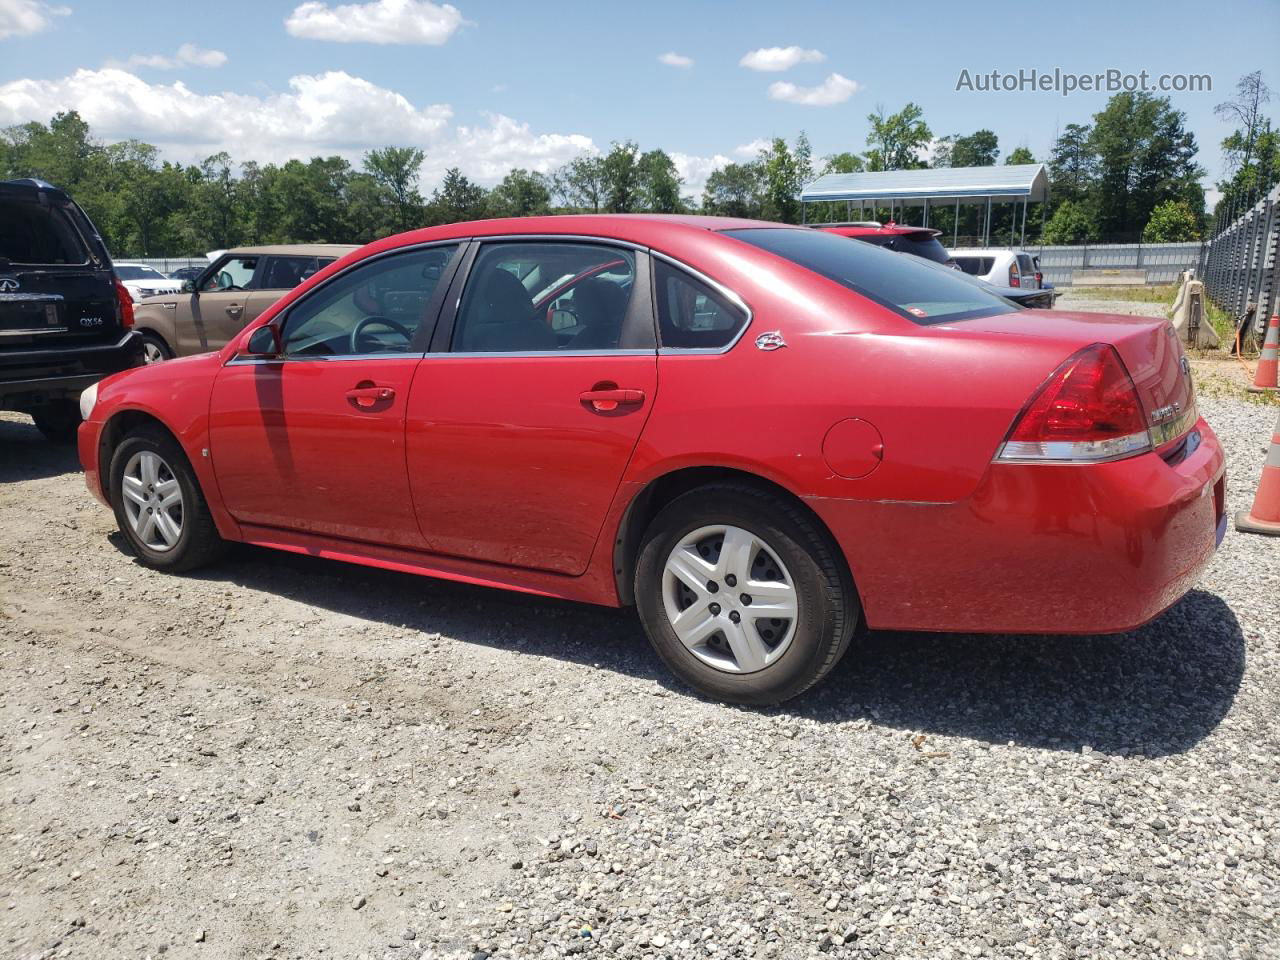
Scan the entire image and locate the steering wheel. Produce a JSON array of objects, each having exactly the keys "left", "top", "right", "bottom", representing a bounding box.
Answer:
[{"left": 350, "top": 314, "right": 413, "bottom": 354}]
